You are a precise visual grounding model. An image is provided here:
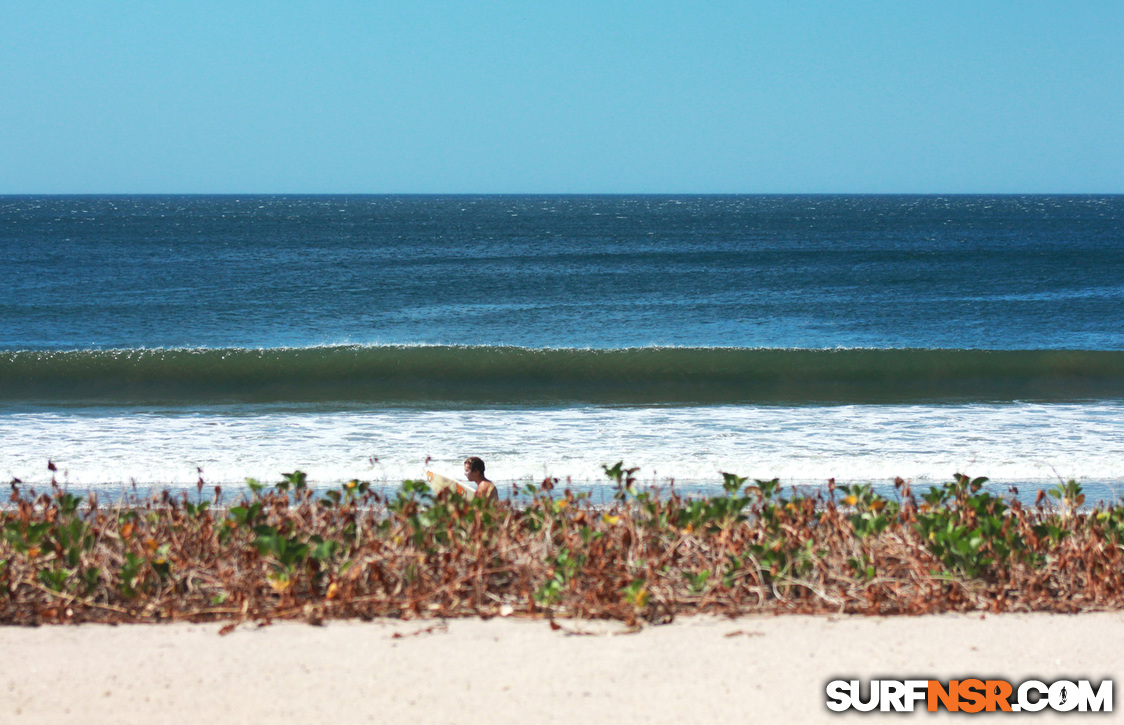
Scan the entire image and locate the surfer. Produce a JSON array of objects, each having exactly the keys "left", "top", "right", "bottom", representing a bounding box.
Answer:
[{"left": 463, "top": 456, "right": 497, "bottom": 500}]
